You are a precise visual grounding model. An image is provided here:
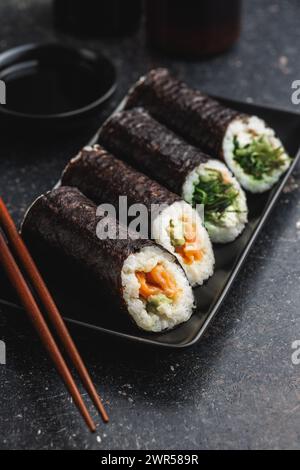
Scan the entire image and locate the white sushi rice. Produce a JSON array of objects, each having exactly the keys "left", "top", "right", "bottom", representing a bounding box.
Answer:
[
  {"left": 121, "top": 245, "right": 194, "bottom": 332},
  {"left": 182, "top": 160, "right": 248, "bottom": 243},
  {"left": 152, "top": 200, "right": 214, "bottom": 286},
  {"left": 223, "top": 116, "right": 290, "bottom": 193}
]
